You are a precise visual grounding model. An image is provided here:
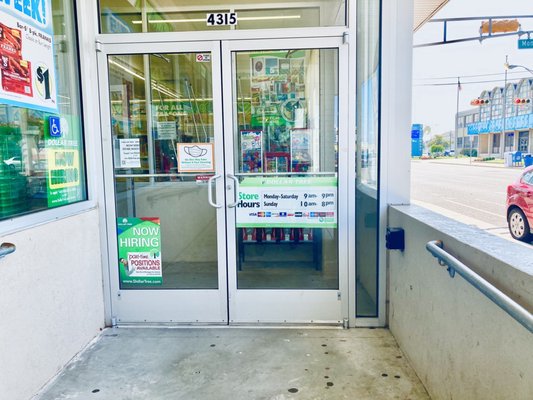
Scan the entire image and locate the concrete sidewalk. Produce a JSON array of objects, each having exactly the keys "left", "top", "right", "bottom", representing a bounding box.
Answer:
[
  {"left": 414, "top": 156, "right": 533, "bottom": 170},
  {"left": 414, "top": 157, "right": 510, "bottom": 169},
  {"left": 34, "top": 328, "right": 430, "bottom": 400}
]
